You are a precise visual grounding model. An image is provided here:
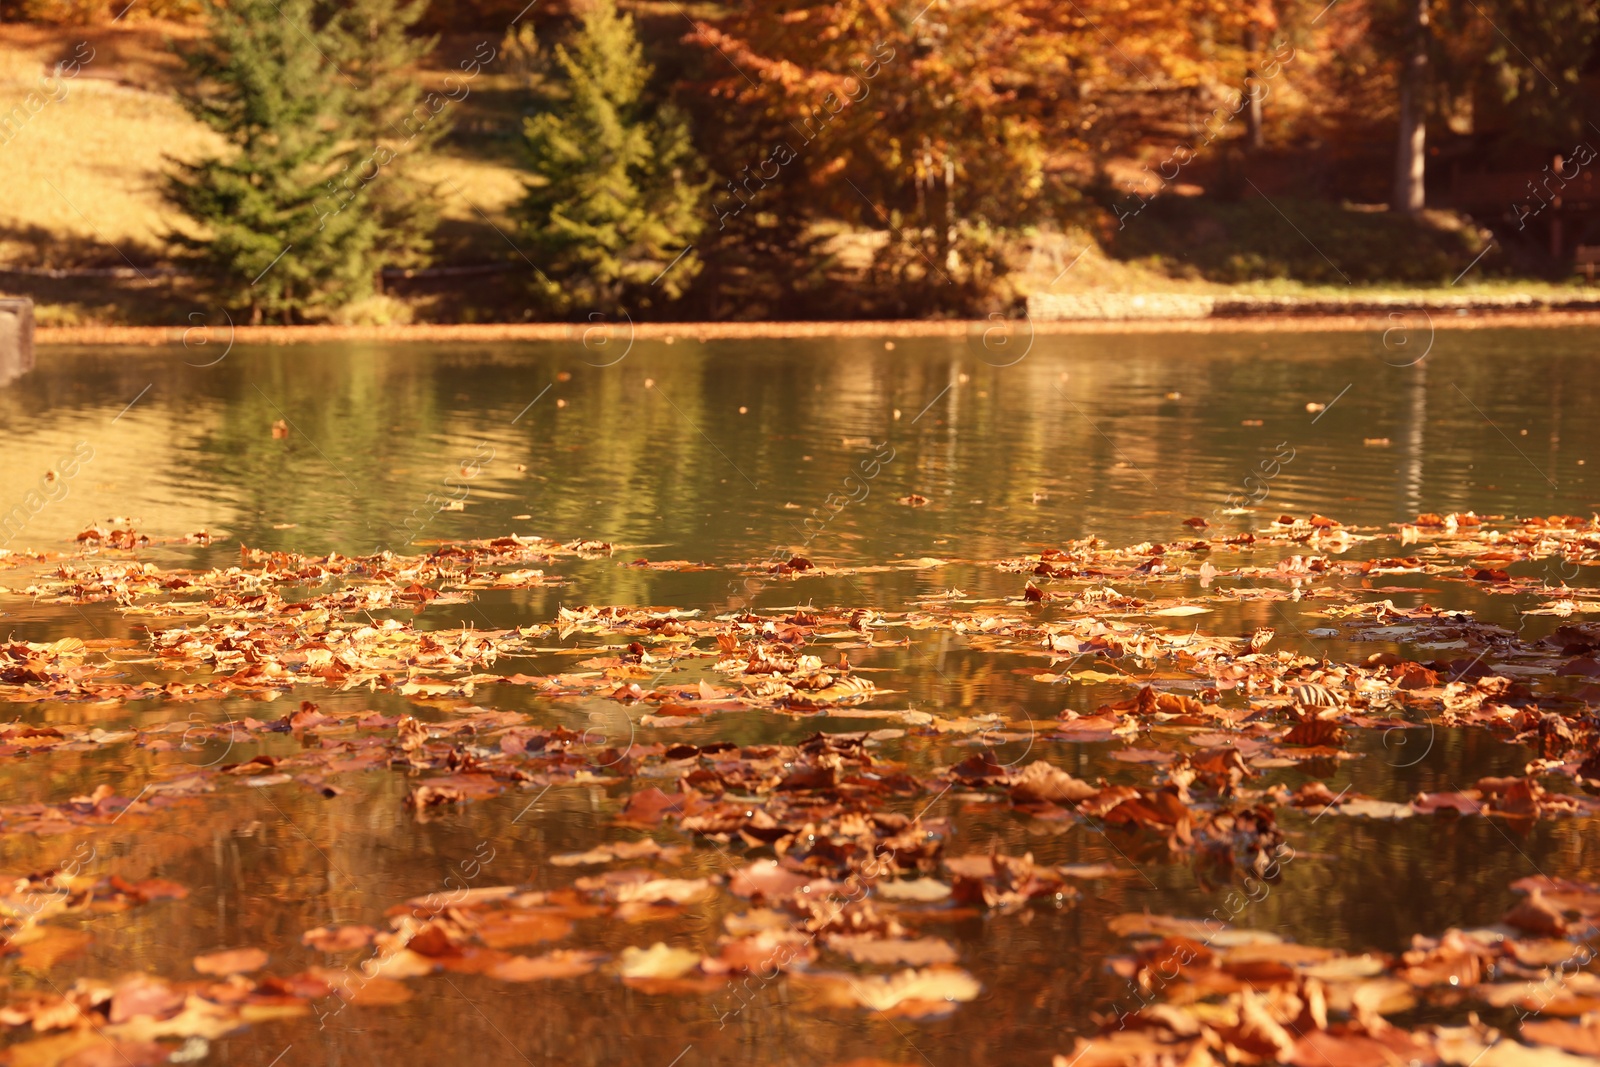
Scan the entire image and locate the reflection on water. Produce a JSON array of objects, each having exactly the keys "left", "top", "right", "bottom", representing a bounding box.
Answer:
[
  {"left": 3, "top": 329, "right": 1593, "bottom": 563},
  {"left": 0, "top": 329, "right": 1597, "bottom": 1066}
]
